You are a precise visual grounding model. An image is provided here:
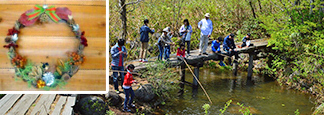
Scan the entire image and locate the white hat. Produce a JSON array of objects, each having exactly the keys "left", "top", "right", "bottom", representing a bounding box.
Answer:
[
  {"left": 163, "top": 27, "right": 169, "bottom": 33},
  {"left": 205, "top": 13, "right": 210, "bottom": 17}
]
